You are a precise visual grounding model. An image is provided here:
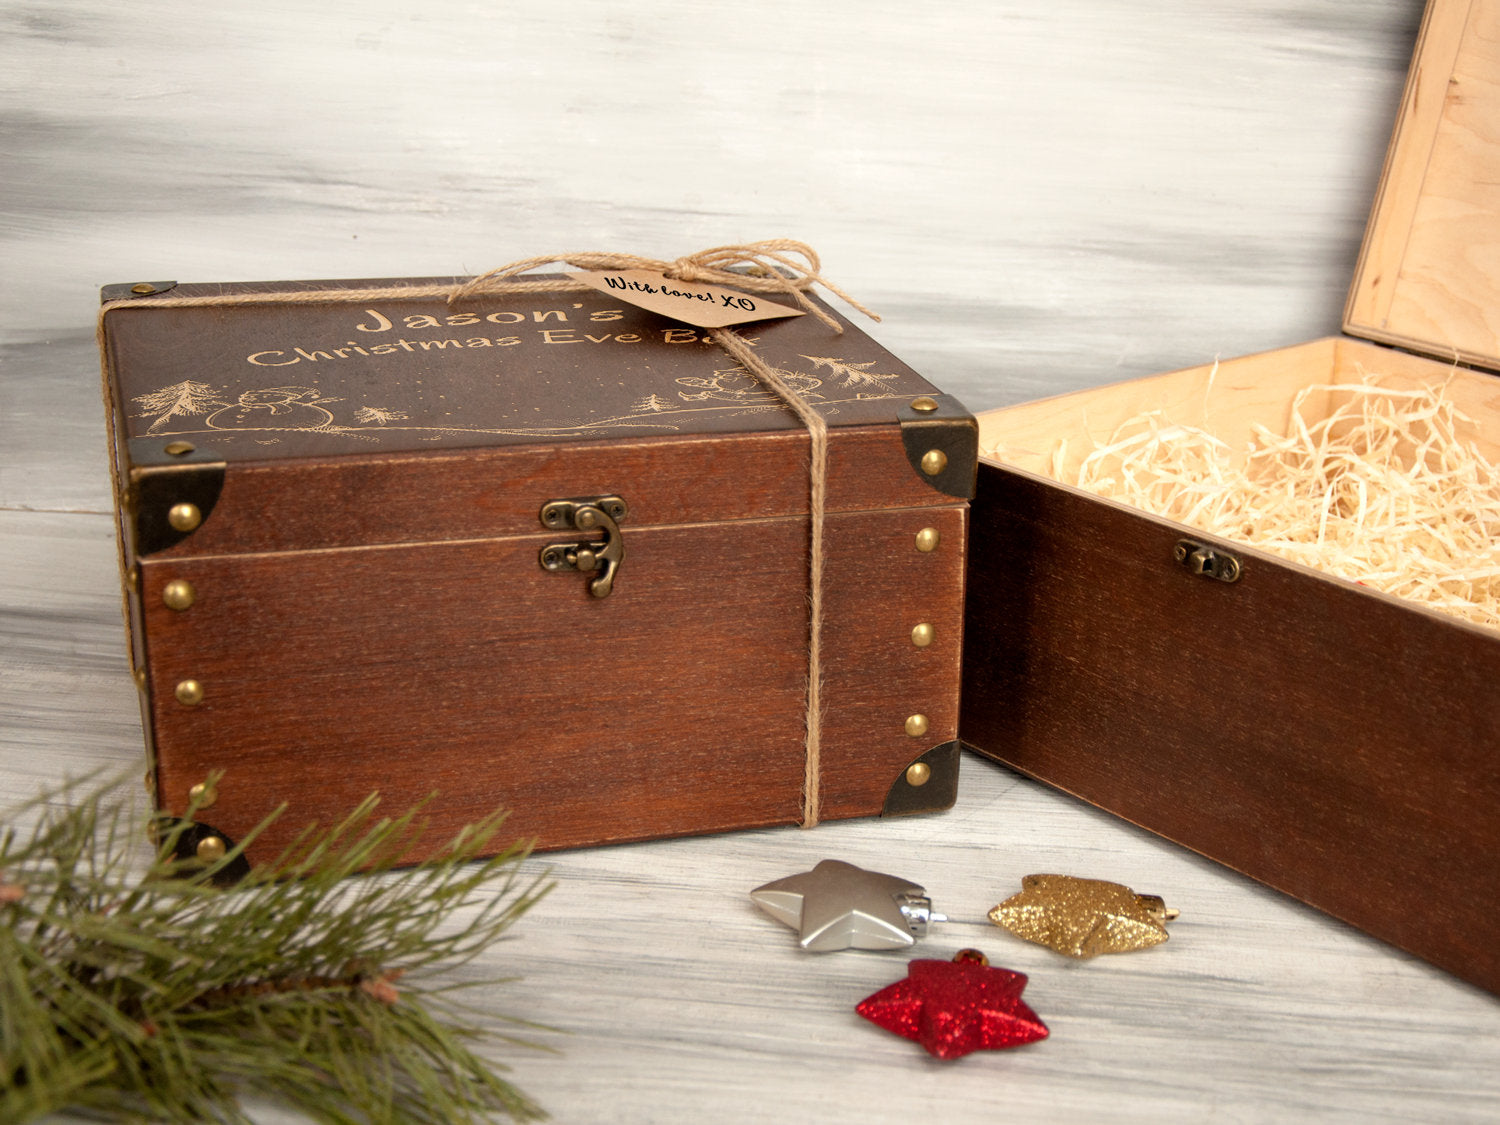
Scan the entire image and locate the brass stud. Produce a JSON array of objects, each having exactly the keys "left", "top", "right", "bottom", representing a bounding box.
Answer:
[
  {"left": 168, "top": 503, "right": 202, "bottom": 532},
  {"left": 174, "top": 679, "right": 204, "bottom": 706},
  {"left": 911, "top": 622, "right": 935, "bottom": 648},
  {"left": 126, "top": 565, "right": 140, "bottom": 591},
  {"left": 188, "top": 782, "right": 218, "bottom": 809},
  {"left": 164, "top": 440, "right": 196, "bottom": 456},
  {"left": 920, "top": 449, "right": 948, "bottom": 476},
  {"left": 196, "top": 835, "right": 227, "bottom": 863},
  {"left": 904, "top": 713, "right": 929, "bottom": 738},
  {"left": 915, "top": 527, "right": 940, "bottom": 552},
  {"left": 130, "top": 282, "right": 156, "bottom": 295},
  {"left": 911, "top": 395, "right": 939, "bottom": 413},
  {"left": 143, "top": 770, "right": 156, "bottom": 794},
  {"left": 905, "top": 761, "right": 932, "bottom": 787},
  {"left": 133, "top": 667, "right": 147, "bottom": 690},
  {"left": 162, "top": 579, "right": 197, "bottom": 611}
]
